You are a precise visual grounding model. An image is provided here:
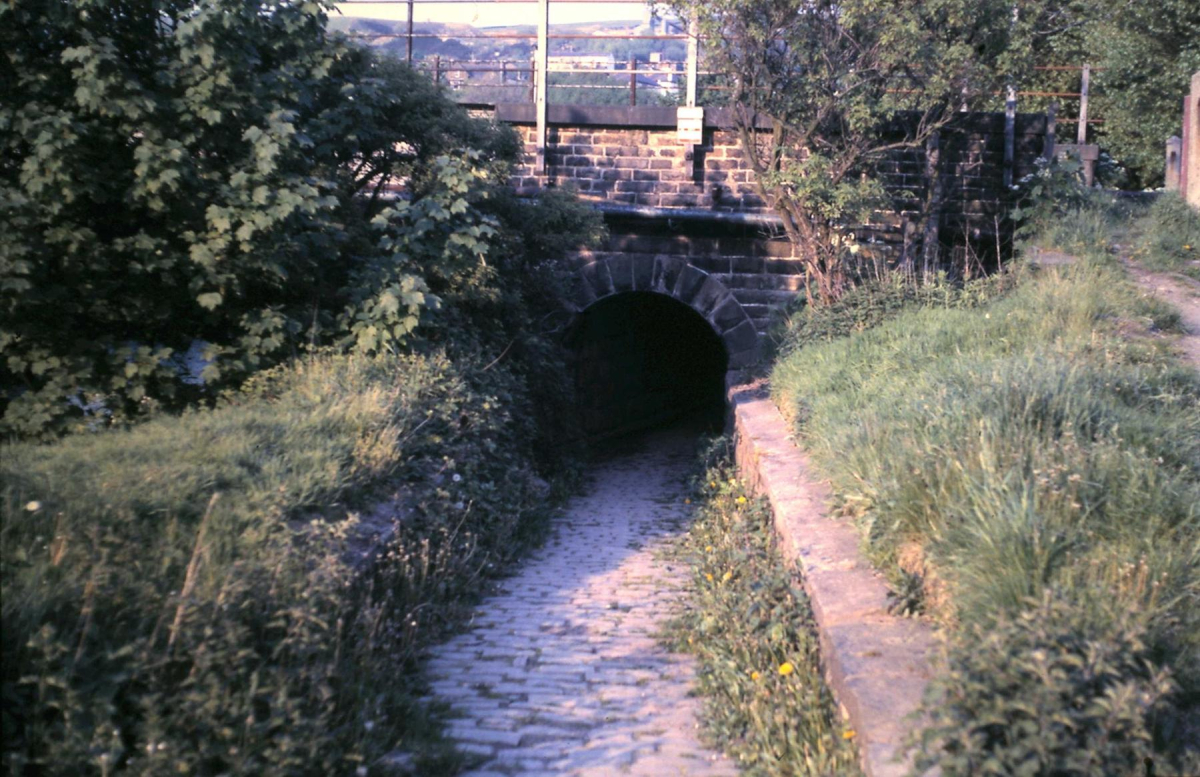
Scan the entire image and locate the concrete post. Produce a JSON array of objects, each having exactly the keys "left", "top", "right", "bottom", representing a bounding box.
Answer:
[
  {"left": 534, "top": 0, "right": 549, "bottom": 176},
  {"left": 1166, "top": 136, "right": 1182, "bottom": 191},
  {"left": 1184, "top": 72, "right": 1200, "bottom": 208}
]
